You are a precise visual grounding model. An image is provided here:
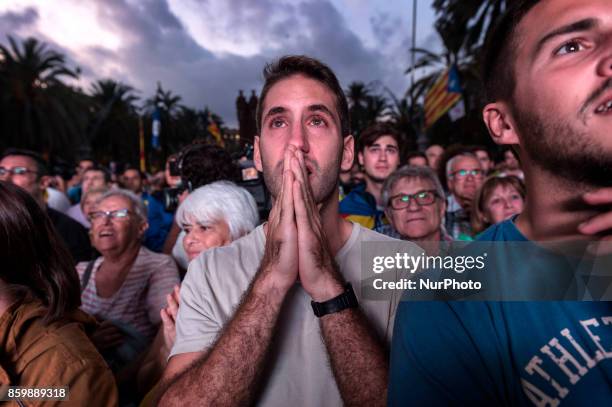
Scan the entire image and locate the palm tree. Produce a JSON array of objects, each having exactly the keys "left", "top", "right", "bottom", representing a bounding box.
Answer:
[
  {"left": 386, "top": 89, "right": 418, "bottom": 151},
  {"left": 144, "top": 82, "right": 183, "bottom": 116},
  {"left": 432, "top": 0, "right": 507, "bottom": 59},
  {"left": 345, "top": 81, "right": 389, "bottom": 139},
  {"left": 88, "top": 79, "right": 140, "bottom": 163},
  {"left": 143, "top": 82, "right": 186, "bottom": 157},
  {"left": 0, "top": 36, "right": 86, "bottom": 157}
]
